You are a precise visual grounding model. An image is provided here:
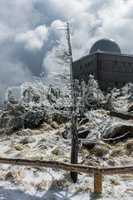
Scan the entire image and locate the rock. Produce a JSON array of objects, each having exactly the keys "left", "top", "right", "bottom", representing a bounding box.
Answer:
[
  {"left": 50, "top": 121, "right": 59, "bottom": 129},
  {"left": 125, "top": 139, "right": 133, "bottom": 152},
  {"left": 128, "top": 103, "right": 133, "bottom": 112},
  {"left": 5, "top": 171, "right": 14, "bottom": 182},
  {"left": 38, "top": 144, "right": 48, "bottom": 150},
  {"left": 102, "top": 122, "right": 133, "bottom": 141},
  {"left": 52, "top": 112, "right": 69, "bottom": 124},
  {"left": 110, "top": 147, "right": 124, "bottom": 157},
  {"left": 41, "top": 123, "right": 53, "bottom": 131},
  {"left": 107, "top": 159, "right": 115, "bottom": 166},
  {"left": 31, "top": 156, "right": 44, "bottom": 161},
  {"left": 37, "top": 138, "right": 46, "bottom": 146},
  {"left": 16, "top": 129, "right": 32, "bottom": 136},
  {"left": 78, "top": 128, "right": 90, "bottom": 139},
  {"left": 36, "top": 180, "right": 50, "bottom": 191},
  {"left": 51, "top": 147, "right": 62, "bottom": 156},
  {"left": 110, "top": 178, "right": 120, "bottom": 186},
  {"left": 14, "top": 144, "right": 24, "bottom": 151},
  {"left": 82, "top": 141, "right": 96, "bottom": 150},
  {"left": 92, "top": 144, "right": 109, "bottom": 157},
  {"left": 19, "top": 137, "right": 35, "bottom": 145}
]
